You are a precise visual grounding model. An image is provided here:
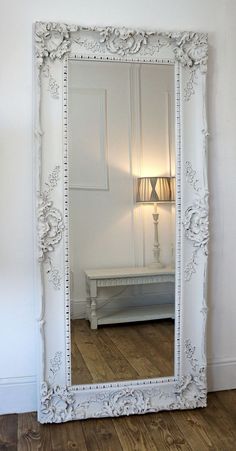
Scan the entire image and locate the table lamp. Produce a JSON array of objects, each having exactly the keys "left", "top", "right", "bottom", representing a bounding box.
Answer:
[{"left": 136, "top": 176, "right": 175, "bottom": 268}]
